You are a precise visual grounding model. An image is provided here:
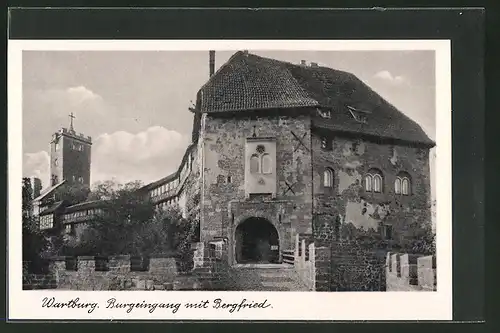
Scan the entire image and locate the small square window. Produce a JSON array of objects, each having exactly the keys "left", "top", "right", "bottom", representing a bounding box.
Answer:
[{"left": 320, "top": 137, "right": 331, "bottom": 150}]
